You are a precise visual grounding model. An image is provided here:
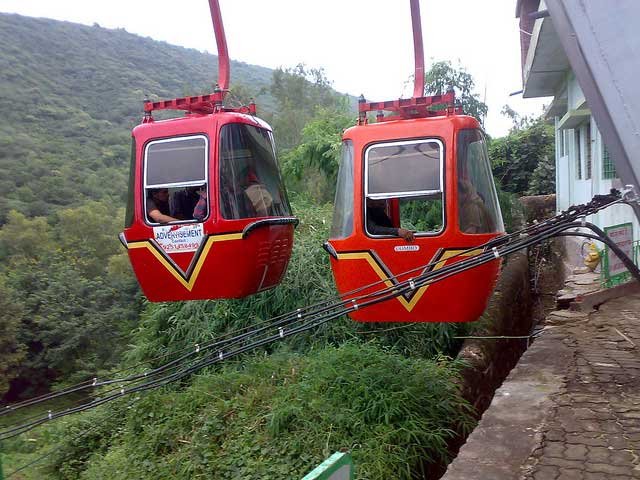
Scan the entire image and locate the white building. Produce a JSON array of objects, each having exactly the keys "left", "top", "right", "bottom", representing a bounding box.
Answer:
[{"left": 516, "top": 0, "right": 638, "bottom": 270}]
